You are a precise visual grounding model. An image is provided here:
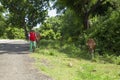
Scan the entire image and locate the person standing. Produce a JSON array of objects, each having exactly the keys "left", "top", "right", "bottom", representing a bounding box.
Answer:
[{"left": 28, "top": 29, "right": 37, "bottom": 52}]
